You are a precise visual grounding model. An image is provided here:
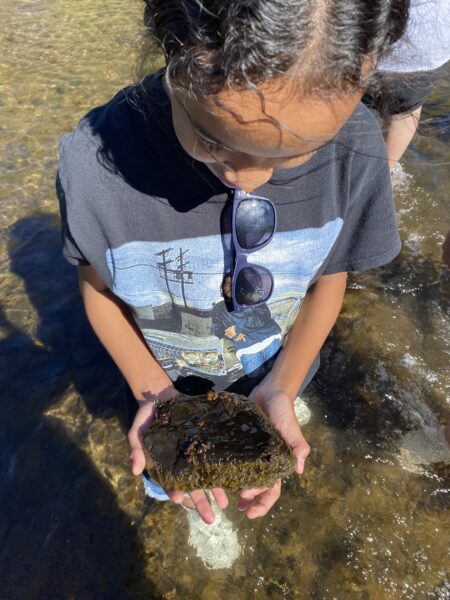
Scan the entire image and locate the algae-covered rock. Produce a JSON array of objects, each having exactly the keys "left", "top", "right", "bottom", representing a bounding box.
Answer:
[{"left": 143, "top": 391, "right": 296, "bottom": 492}]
